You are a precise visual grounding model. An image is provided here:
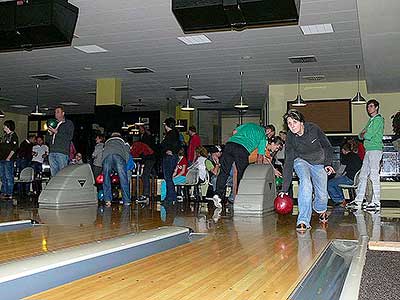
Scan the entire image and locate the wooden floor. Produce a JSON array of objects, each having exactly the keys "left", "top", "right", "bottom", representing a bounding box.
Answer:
[{"left": 0, "top": 198, "right": 398, "bottom": 300}]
